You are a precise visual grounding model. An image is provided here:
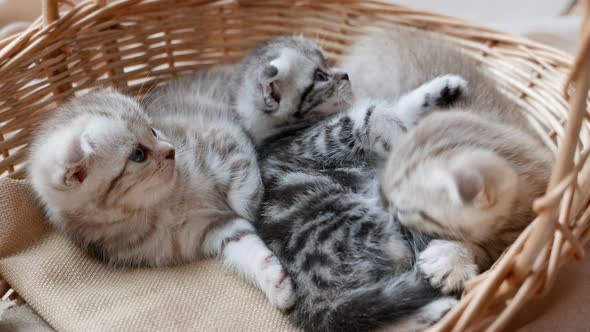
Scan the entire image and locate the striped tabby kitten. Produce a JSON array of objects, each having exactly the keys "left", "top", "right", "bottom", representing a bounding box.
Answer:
[
  {"left": 232, "top": 36, "right": 352, "bottom": 144},
  {"left": 28, "top": 89, "right": 294, "bottom": 309},
  {"left": 256, "top": 74, "right": 468, "bottom": 332},
  {"left": 341, "top": 27, "right": 554, "bottom": 294},
  {"left": 156, "top": 36, "right": 352, "bottom": 145}
]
